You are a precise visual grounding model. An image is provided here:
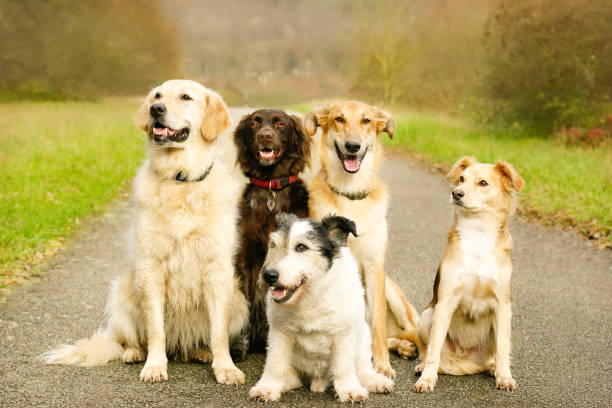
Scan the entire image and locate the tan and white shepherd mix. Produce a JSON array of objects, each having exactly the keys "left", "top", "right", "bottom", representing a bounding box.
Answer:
[
  {"left": 413, "top": 156, "right": 524, "bottom": 393},
  {"left": 250, "top": 213, "right": 393, "bottom": 403},
  {"left": 304, "top": 101, "right": 420, "bottom": 380},
  {"left": 41, "top": 80, "right": 248, "bottom": 385}
]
